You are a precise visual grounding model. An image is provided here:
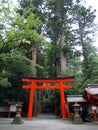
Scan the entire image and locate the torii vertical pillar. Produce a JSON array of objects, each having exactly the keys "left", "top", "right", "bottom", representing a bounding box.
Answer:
[
  {"left": 60, "top": 81, "right": 66, "bottom": 119},
  {"left": 28, "top": 87, "right": 34, "bottom": 119}
]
